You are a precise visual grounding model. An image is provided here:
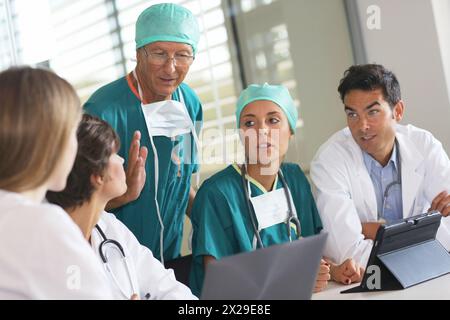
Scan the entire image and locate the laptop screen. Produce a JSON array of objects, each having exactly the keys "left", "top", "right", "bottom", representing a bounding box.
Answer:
[{"left": 201, "top": 233, "right": 327, "bottom": 300}]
